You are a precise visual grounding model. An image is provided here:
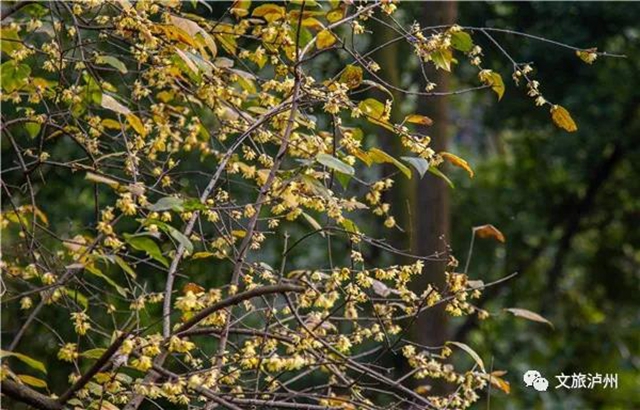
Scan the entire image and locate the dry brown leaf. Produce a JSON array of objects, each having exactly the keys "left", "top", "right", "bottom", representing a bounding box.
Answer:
[
  {"left": 183, "top": 282, "right": 205, "bottom": 294},
  {"left": 474, "top": 224, "right": 505, "bottom": 243},
  {"left": 505, "top": 308, "right": 554, "bottom": 328}
]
